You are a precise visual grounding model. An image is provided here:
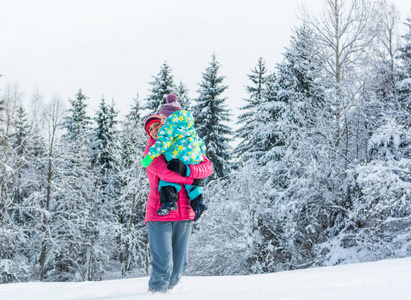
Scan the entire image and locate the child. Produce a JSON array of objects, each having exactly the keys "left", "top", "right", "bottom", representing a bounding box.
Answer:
[{"left": 141, "top": 93, "right": 207, "bottom": 222}]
